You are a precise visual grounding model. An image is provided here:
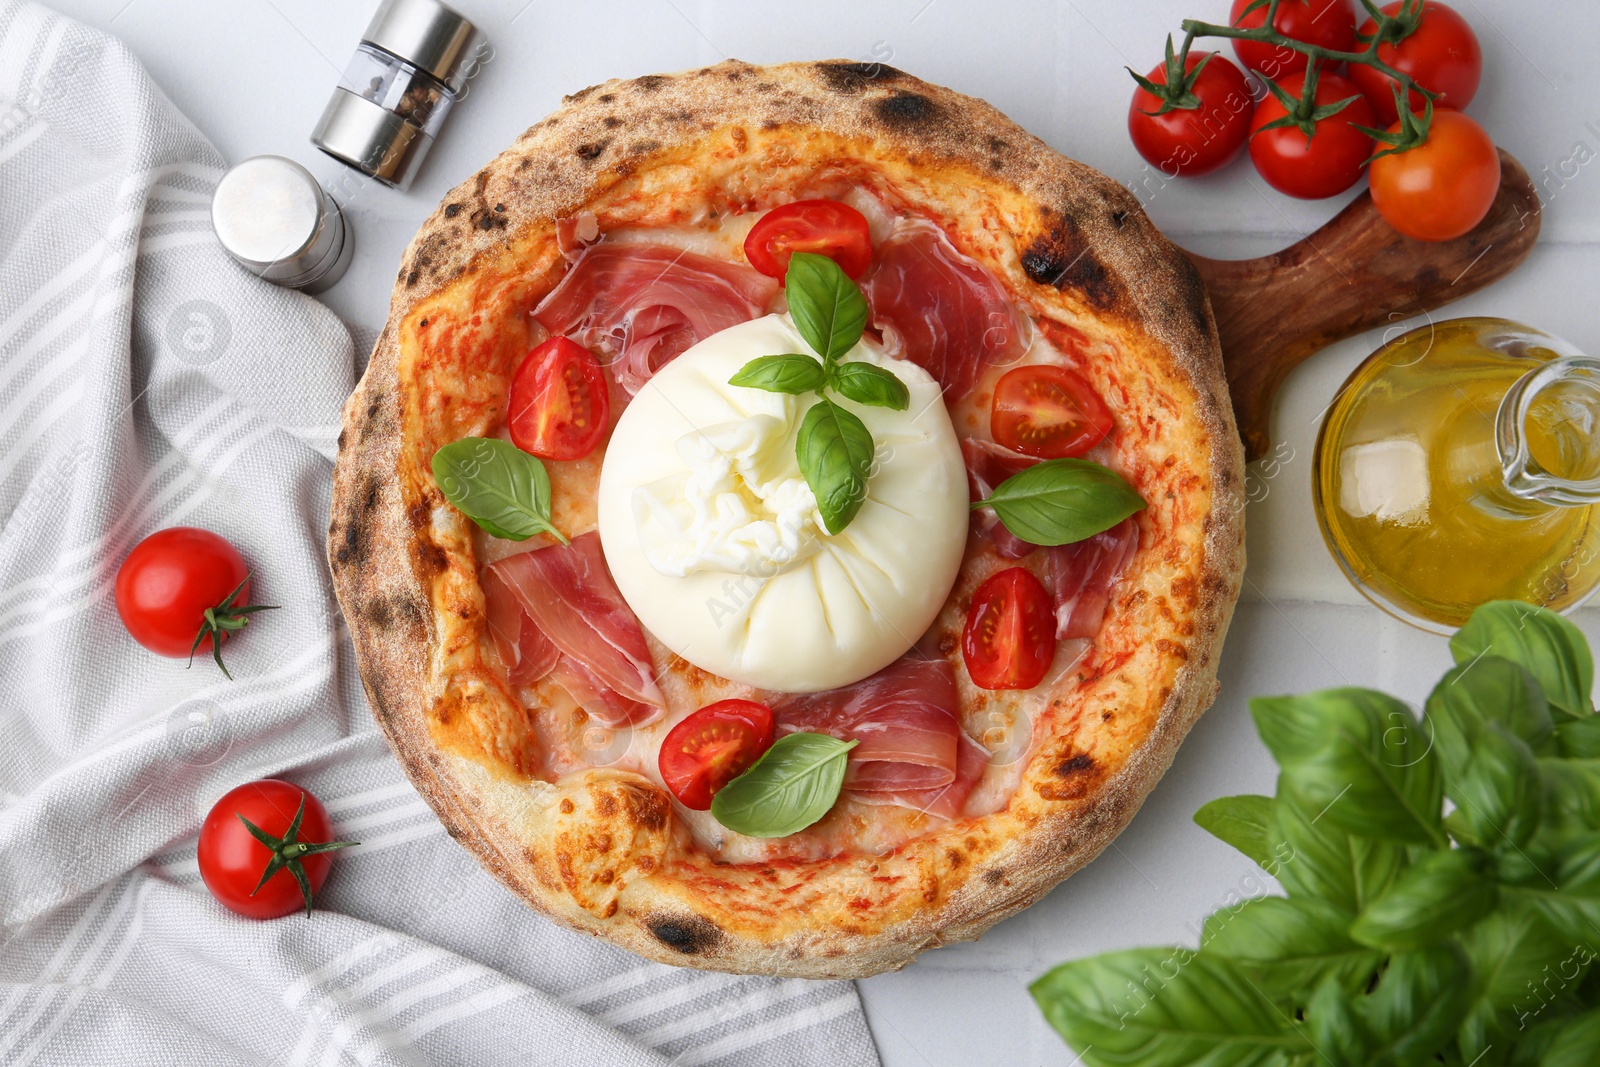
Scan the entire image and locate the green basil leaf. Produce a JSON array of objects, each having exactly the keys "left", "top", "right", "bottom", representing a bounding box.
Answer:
[
  {"left": 1306, "top": 977, "right": 1370, "bottom": 1067},
  {"left": 784, "top": 251, "right": 868, "bottom": 366},
  {"left": 1504, "top": 832, "right": 1600, "bottom": 947},
  {"left": 710, "top": 733, "right": 857, "bottom": 838},
  {"left": 1537, "top": 758, "right": 1600, "bottom": 843},
  {"left": 1456, "top": 902, "right": 1573, "bottom": 1065},
  {"left": 796, "top": 397, "right": 874, "bottom": 535},
  {"left": 1194, "top": 794, "right": 1276, "bottom": 868},
  {"left": 1252, "top": 689, "right": 1445, "bottom": 847},
  {"left": 1443, "top": 721, "right": 1543, "bottom": 851},
  {"left": 1356, "top": 943, "right": 1474, "bottom": 1066},
  {"left": 728, "top": 353, "right": 826, "bottom": 395},
  {"left": 1269, "top": 790, "right": 1408, "bottom": 913},
  {"left": 1029, "top": 949, "right": 1311, "bottom": 1067},
  {"left": 1555, "top": 715, "right": 1600, "bottom": 758},
  {"left": 1536, "top": 1006, "right": 1600, "bottom": 1067},
  {"left": 829, "top": 361, "right": 909, "bottom": 411},
  {"left": 1203, "top": 896, "right": 1381, "bottom": 995},
  {"left": 1451, "top": 601, "right": 1594, "bottom": 721},
  {"left": 975, "top": 458, "right": 1146, "bottom": 547},
  {"left": 1349, "top": 848, "right": 1499, "bottom": 950},
  {"left": 1427, "top": 657, "right": 1555, "bottom": 768},
  {"left": 431, "top": 438, "right": 568, "bottom": 544}
]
